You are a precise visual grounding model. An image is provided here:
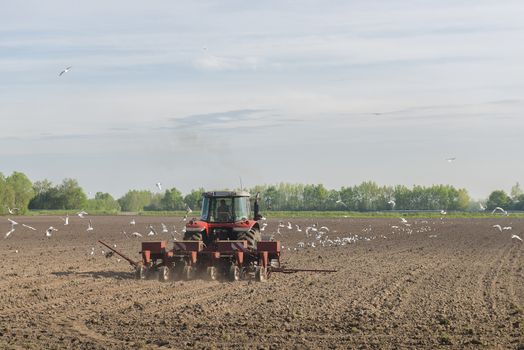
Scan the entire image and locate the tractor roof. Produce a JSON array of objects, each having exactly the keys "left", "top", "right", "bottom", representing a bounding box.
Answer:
[{"left": 202, "top": 191, "right": 251, "bottom": 198}]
